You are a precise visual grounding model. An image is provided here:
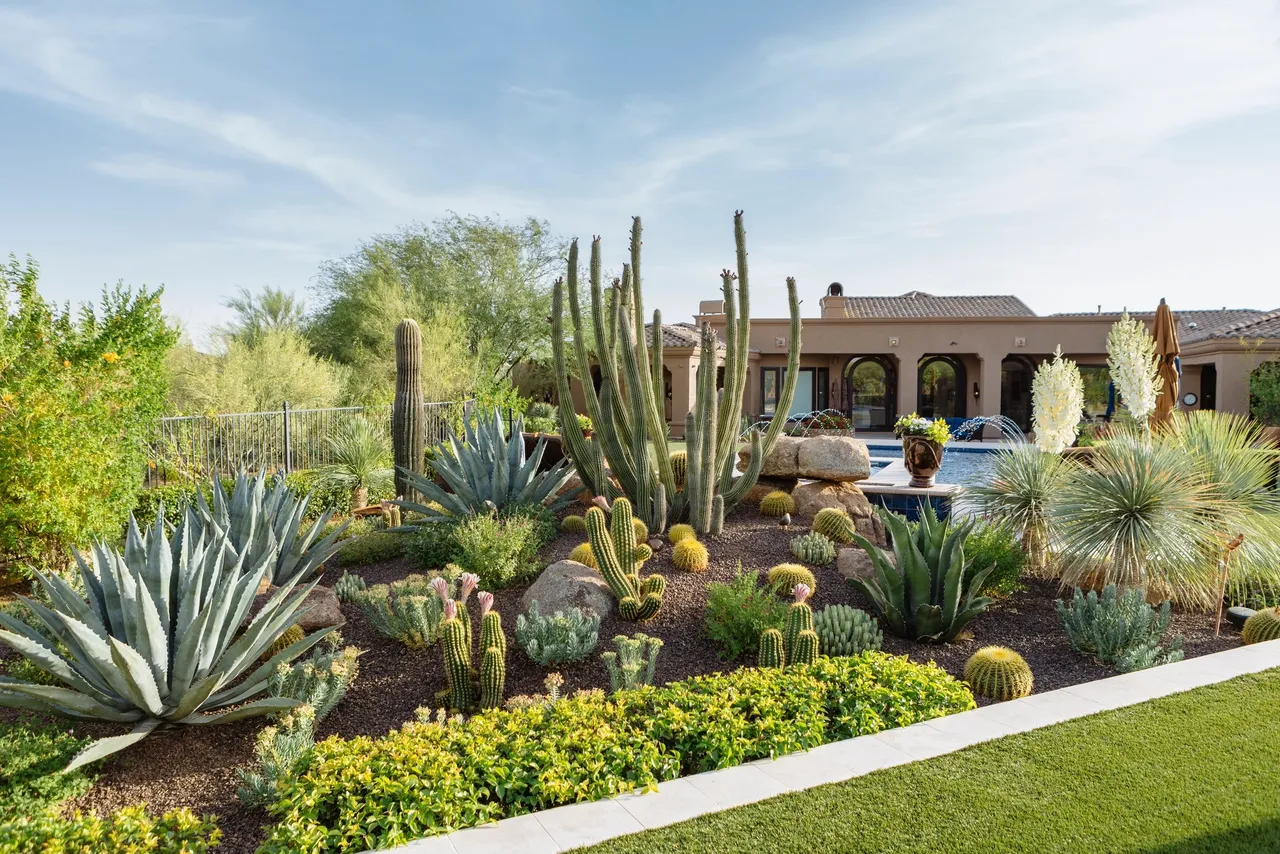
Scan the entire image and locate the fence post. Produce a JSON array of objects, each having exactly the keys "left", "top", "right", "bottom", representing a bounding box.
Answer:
[{"left": 281, "top": 400, "right": 291, "bottom": 475}]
